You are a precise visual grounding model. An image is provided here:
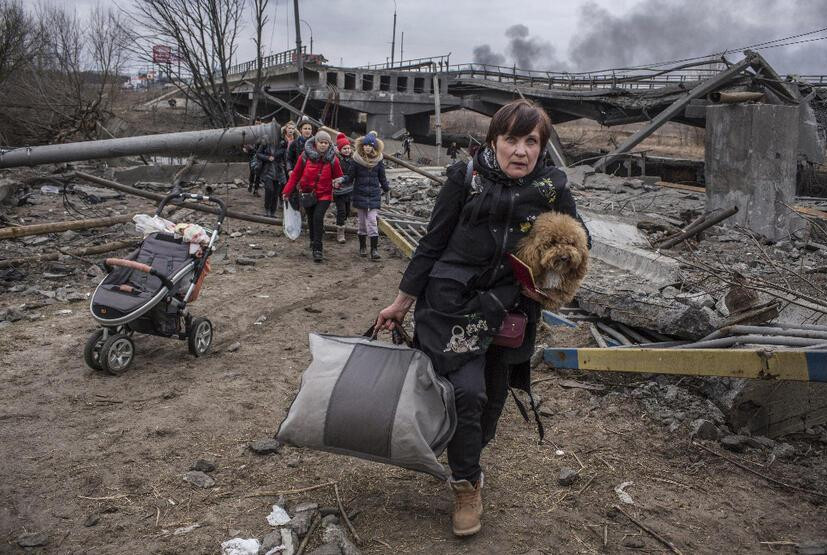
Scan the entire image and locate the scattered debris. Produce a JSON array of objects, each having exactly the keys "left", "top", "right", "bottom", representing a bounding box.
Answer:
[
  {"left": 266, "top": 505, "right": 291, "bottom": 527},
  {"left": 557, "top": 467, "right": 579, "bottom": 486},
  {"left": 190, "top": 458, "right": 217, "bottom": 473},
  {"left": 249, "top": 439, "right": 282, "bottom": 455},
  {"left": 221, "top": 537, "right": 260, "bottom": 555},
  {"left": 614, "top": 481, "right": 635, "bottom": 505},
  {"left": 183, "top": 470, "right": 215, "bottom": 488},
  {"left": 16, "top": 532, "right": 49, "bottom": 548}
]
